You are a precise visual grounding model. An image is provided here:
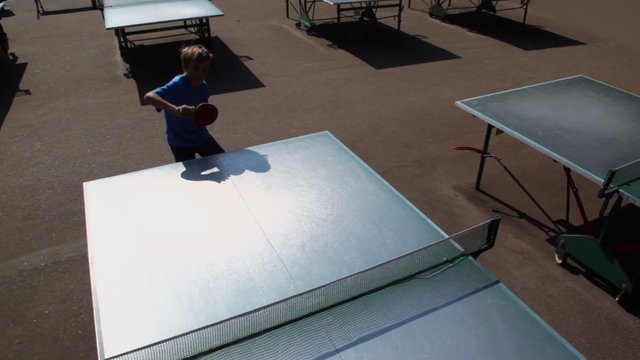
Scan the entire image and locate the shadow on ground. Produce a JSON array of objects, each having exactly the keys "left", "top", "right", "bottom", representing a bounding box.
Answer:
[
  {"left": 544, "top": 204, "right": 640, "bottom": 311},
  {"left": 472, "top": 164, "right": 640, "bottom": 311},
  {"left": 487, "top": 179, "right": 640, "bottom": 311},
  {"left": 439, "top": 12, "right": 585, "bottom": 50},
  {"left": 479, "top": 187, "right": 562, "bottom": 238},
  {"left": 0, "top": 55, "right": 30, "bottom": 129},
  {"left": 308, "top": 21, "right": 460, "bottom": 69},
  {"left": 125, "top": 37, "right": 264, "bottom": 103},
  {"left": 30, "top": 0, "right": 98, "bottom": 19},
  {"left": 35, "top": 6, "right": 96, "bottom": 18}
]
